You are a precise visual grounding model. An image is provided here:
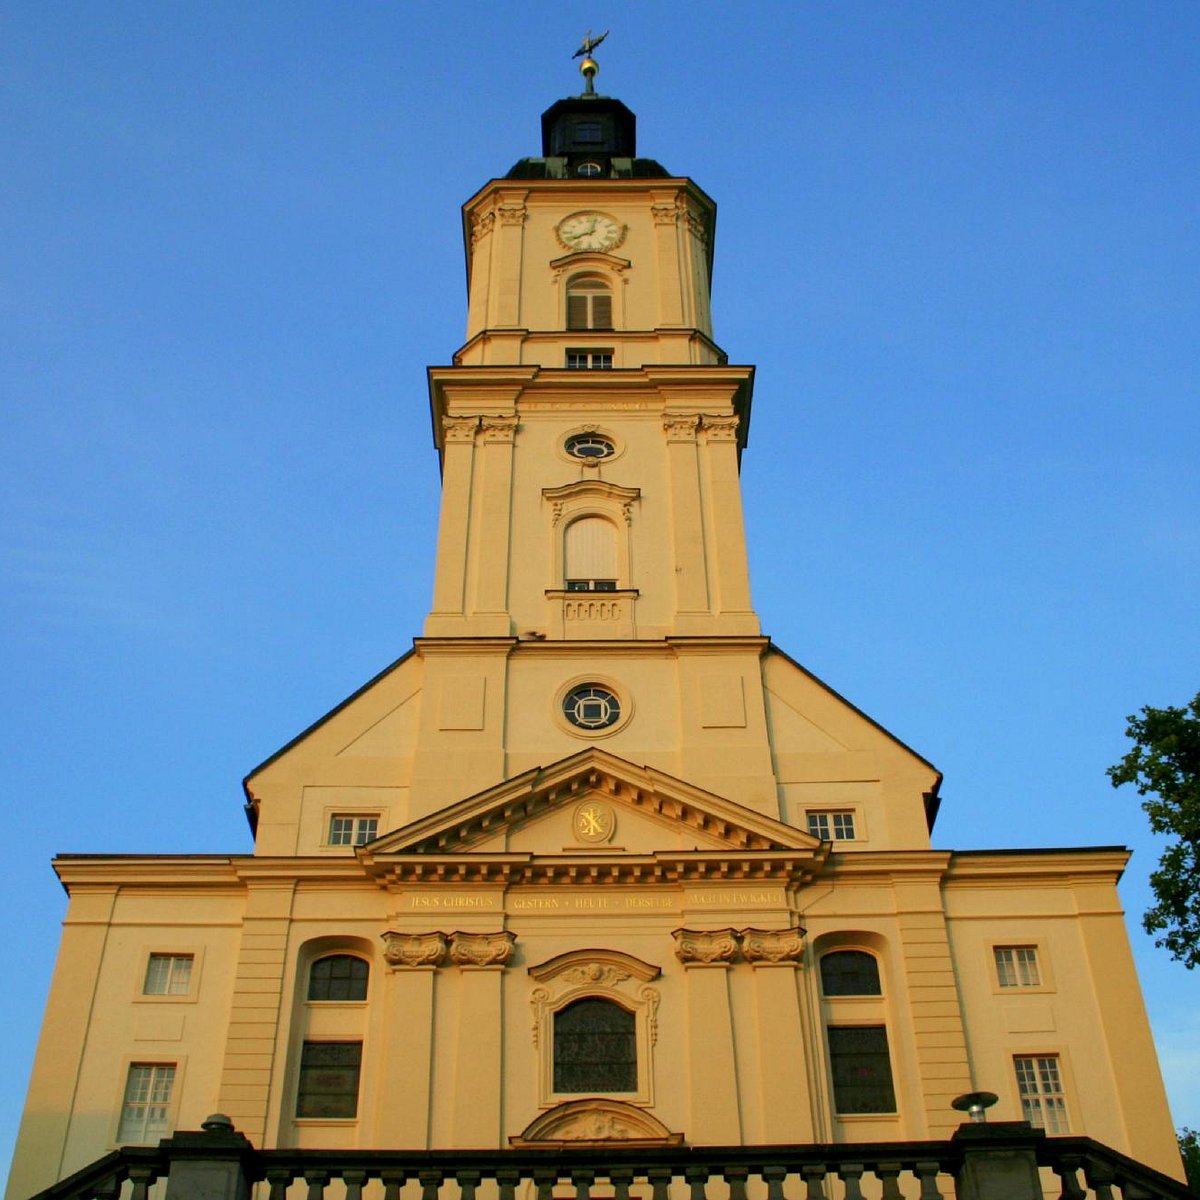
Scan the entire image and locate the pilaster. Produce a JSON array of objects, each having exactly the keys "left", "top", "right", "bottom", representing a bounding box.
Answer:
[
  {"left": 663, "top": 414, "right": 710, "bottom": 623},
  {"left": 216, "top": 881, "right": 295, "bottom": 1146}
]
